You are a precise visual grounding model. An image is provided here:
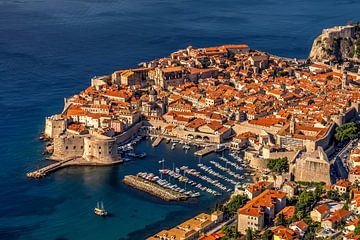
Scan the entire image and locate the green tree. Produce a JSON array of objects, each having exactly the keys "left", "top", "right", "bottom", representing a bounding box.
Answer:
[
  {"left": 267, "top": 157, "right": 289, "bottom": 174},
  {"left": 355, "top": 220, "right": 360, "bottom": 235},
  {"left": 221, "top": 225, "right": 239, "bottom": 239},
  {"left": 222, "top": 194, "right": 249, "bottom": 216},
  {"left": 355, "top": 39, "right": 360, "bottom": 58},
  {"left": 296, "top": 189, "right": 320, "bottom": 218},
  {"left": 335, "top": 122, "right": 359, "bottom": 142},
  {"left": 326, "top": 190, "right": 341, "bottom": 201},
  {"left": 275, "top": 213, "right": 286, "bottom": 226},
  {"left": 245, "top": 228, "right": 253, "bottom": 240},
  {"left": 260, "top": 229, "right": 273, "bottom": 240}
]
